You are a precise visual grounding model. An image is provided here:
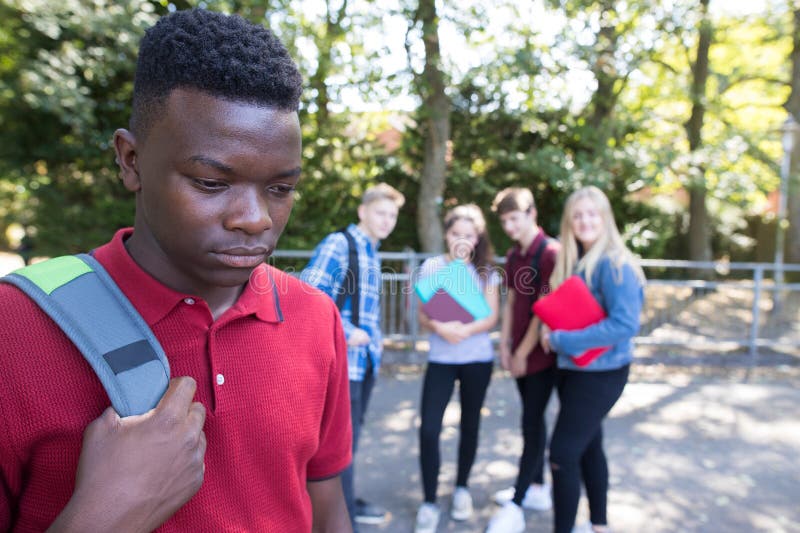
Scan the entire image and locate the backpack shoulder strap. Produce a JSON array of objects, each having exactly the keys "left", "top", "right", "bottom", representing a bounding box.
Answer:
[
  {"left": 527, "top": 236, "right": 556, "bottom": 299},
  {"left": 1, "top": 254, "right": 170, "bottom": 417},
  {"left": 334, "top": 228, "right": 360, "bottom": 327},
  {"left": 529, "top": 236, "right": 553, "bottom": 271}
]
